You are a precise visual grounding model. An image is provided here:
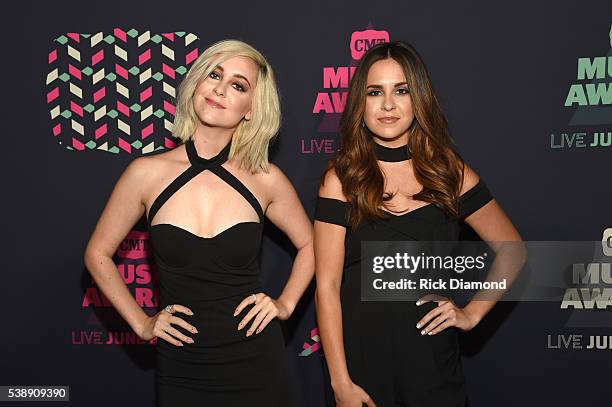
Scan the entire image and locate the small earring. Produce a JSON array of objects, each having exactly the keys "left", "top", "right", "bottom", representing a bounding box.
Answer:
[{"left": 361, "top": 121, "right": 365, "bottom": 128}]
